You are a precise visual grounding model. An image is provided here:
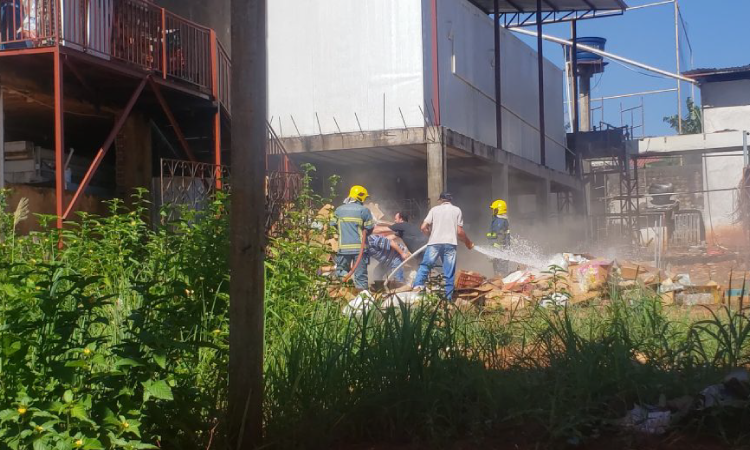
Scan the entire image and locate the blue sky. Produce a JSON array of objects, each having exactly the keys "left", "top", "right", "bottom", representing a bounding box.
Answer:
[{"left": 516, "top": 0, "right": 750, "bottom": 137}]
